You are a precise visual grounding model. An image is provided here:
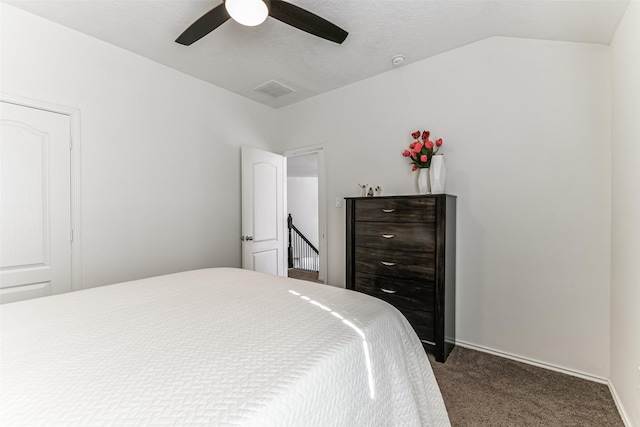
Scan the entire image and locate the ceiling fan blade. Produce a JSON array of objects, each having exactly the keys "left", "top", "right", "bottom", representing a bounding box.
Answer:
[
  {"left": 176, "top": 3, "right": 230, "bottom": 46},
  {"left": 269, "top": 0, "right": 348, "bottom": 44}
]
